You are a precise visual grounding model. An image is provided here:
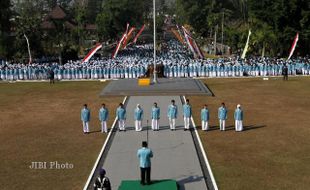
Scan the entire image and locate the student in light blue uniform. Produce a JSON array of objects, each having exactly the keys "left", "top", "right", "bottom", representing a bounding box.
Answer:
[
  {"left": 116, "top": 103, "right": 126, "bottom": 131},
  {"left": 167, "top": 99, "right": 178, "bottom": 130},
  {"left": 183, "top": 99, "right": 192, "bottom": 131},
  {"left": 151, "top": 102, "right": 160, "bottom": 131},
  {"left": 137, "top": 141, "right": 153, "bottom": 185},
  {"left": 201, "top": 104, "right": 210, "bottom": 131},
  {"left": 81, "top": 104, "right": 90, "bottom": 134},
  {"left": 218, "top": 102, "right": 228, "bottom": 131},
  {"left": 134, "top": 104, "right": 144, "bottom": 131},
  {"left": 99, "top": 103, "right": 109, "bottom": 133},
  {"left": 234, "top": 104, "right": 244, "bottom": 132}
]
